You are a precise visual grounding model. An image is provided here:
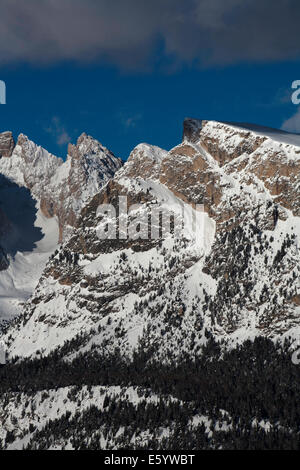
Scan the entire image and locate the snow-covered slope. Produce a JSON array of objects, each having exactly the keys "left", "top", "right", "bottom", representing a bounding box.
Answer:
[
  {"left": 0, "top": 385, "right": 181, "bottom": 450},
  {"left": 0, "top": 205, "right": 59, "bottom": 320}
]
